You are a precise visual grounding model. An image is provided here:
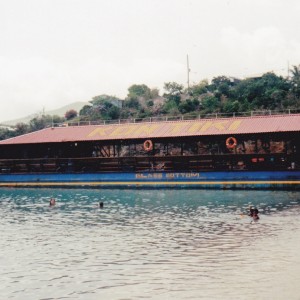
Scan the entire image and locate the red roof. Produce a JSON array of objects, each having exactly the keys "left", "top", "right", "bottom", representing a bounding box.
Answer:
[{"left": 1, "top": 114, "right": 299, "bottom": 145}]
